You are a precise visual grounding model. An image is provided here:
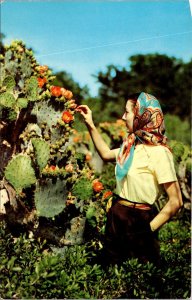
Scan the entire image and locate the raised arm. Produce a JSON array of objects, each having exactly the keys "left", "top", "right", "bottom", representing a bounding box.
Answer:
[
  {"left": 76, "top": 105, "right": 117, "bottom": 161},
  {"left": 150, "top": 181, "right": 183, "bottom": 232}
]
